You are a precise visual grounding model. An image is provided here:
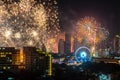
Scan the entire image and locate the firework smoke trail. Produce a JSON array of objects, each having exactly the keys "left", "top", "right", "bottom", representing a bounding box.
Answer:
[
  {"left": 73, "top": 17, "right": 109, "bottom": 52},
  {"left": 0, "top": 0, "right": 60, "bottom": 53}
]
